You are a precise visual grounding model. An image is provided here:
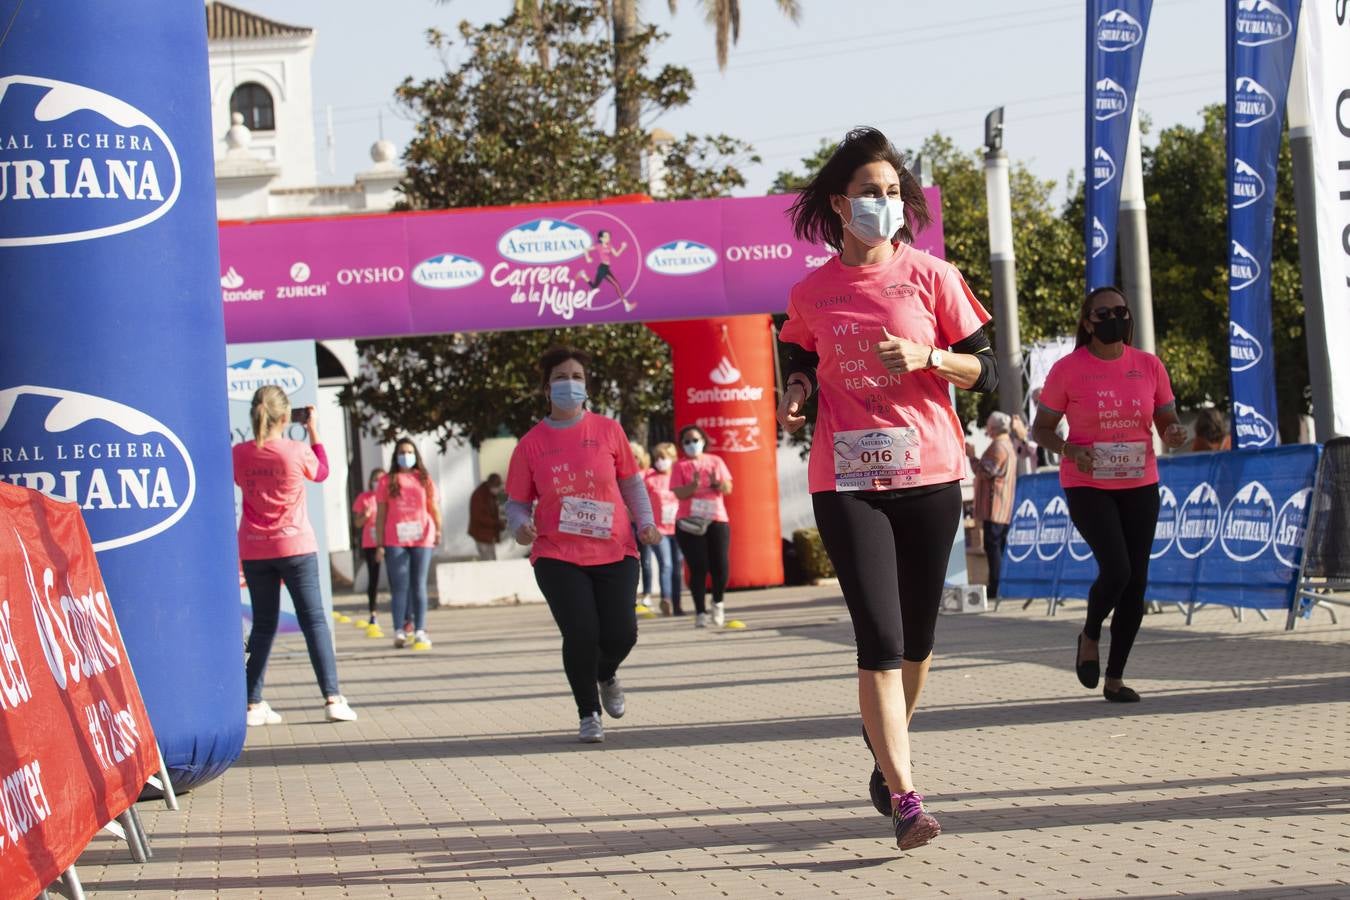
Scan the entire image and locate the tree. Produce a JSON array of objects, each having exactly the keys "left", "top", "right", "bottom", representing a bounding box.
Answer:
[{"left": 346, "top": 1, "right": 758, "bottom": 448}]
